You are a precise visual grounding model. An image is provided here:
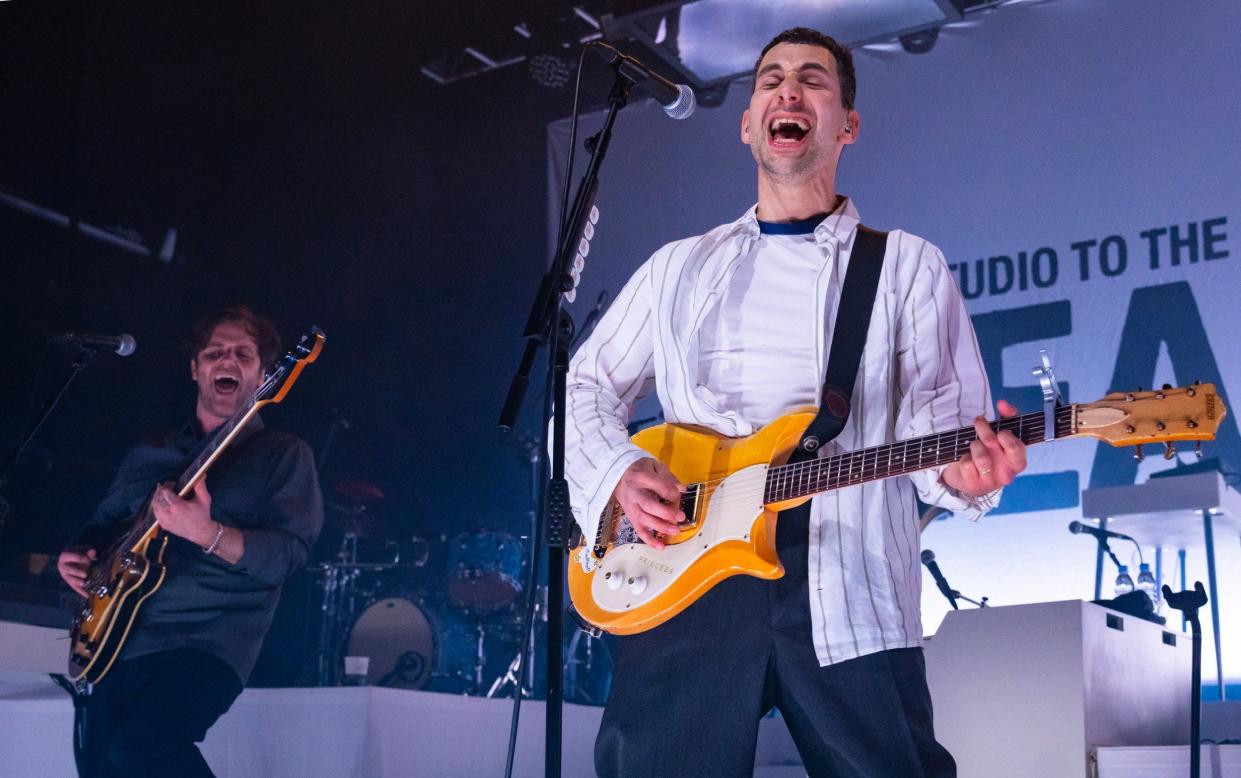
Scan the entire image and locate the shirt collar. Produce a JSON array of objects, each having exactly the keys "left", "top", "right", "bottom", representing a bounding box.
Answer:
[{"left": 731, "top": 196, "right": 861, "bottom": 247}]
